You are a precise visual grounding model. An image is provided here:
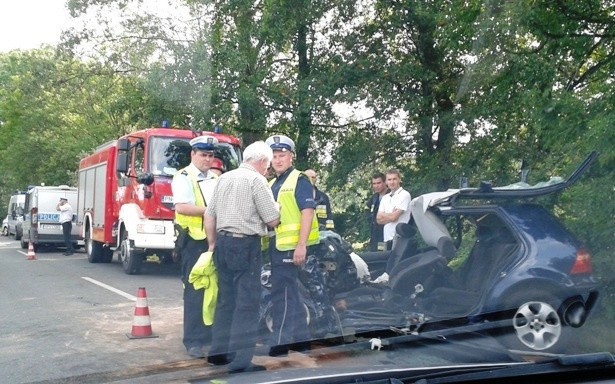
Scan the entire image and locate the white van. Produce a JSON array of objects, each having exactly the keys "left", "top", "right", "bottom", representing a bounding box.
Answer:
[
  {"left": 6, "top": 193, "right": 26, "bottom": 239},
  {"left": 20, "top": 185, "right": 80, "bottom": 250}
]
